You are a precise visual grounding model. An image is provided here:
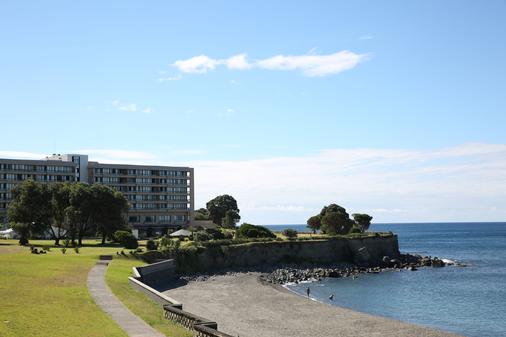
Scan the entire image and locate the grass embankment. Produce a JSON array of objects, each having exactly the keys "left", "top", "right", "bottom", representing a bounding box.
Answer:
[
  {"left": 0, "top": 240, "right": 127, "bottom": 337},
  {"left": 106, "top": 259, "right": 191, "bottom": 337},
  {"left": 0, "top": 239, "right": 191, "bottom": 337}
]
